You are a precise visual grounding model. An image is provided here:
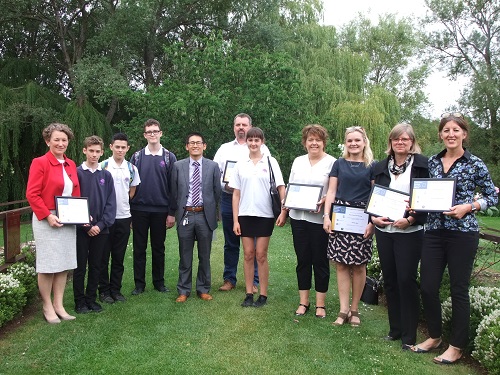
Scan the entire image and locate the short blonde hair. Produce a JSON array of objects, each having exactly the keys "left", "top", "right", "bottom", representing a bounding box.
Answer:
[
  {"left": 342, "top": 126, "right": 374, "bottom": 166},
  {"left": 385, "top": 123, "right": 421, "bottom": 155}
]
